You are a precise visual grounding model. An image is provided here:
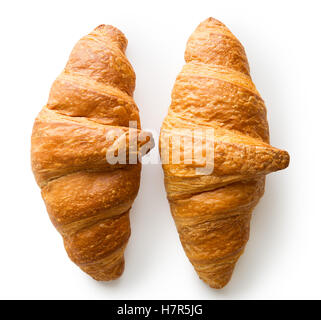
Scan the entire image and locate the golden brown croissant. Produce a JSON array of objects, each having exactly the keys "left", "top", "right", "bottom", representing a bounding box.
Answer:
[
  {"left": 159, "top": 18, "right": 290, "bottom": 289},
  {"left": 31, "top": 25, "right": 153, "bottom": 281}
]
